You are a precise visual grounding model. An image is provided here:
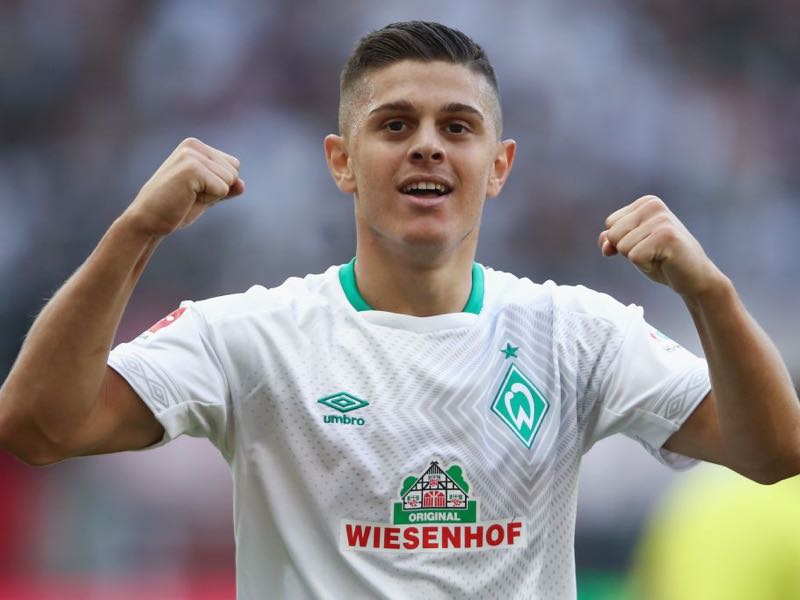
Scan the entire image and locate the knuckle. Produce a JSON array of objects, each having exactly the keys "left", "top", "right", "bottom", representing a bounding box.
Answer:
[
  {"left": 221, "top": 159, "right": 237, "bottom": 175},
  {"left": 656, "top": 226, "right": 677, "bottom": 243},
  {"left": 644, "top": 195, "right": 665, "bottom": 209},
  {"left": 181, "top": 137, "right": 201, "bottom": 148},
  {"left": 185, "top": 149, "right": 209, "bottom": 170},
  {"left": 214, "top": 164, "right": 234, "bottom": 185},
  {"left": 177, "top": 157, "right": 203, "bottom": 179},
  {"left": 629, "top": 247, "right": 647, "bottom": 265},
  {"left": 655, "top": 213, "right": 672, "bottom": 227},
  {"left": 177, "top": 147, "right": 198, "bottom": 162}
]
